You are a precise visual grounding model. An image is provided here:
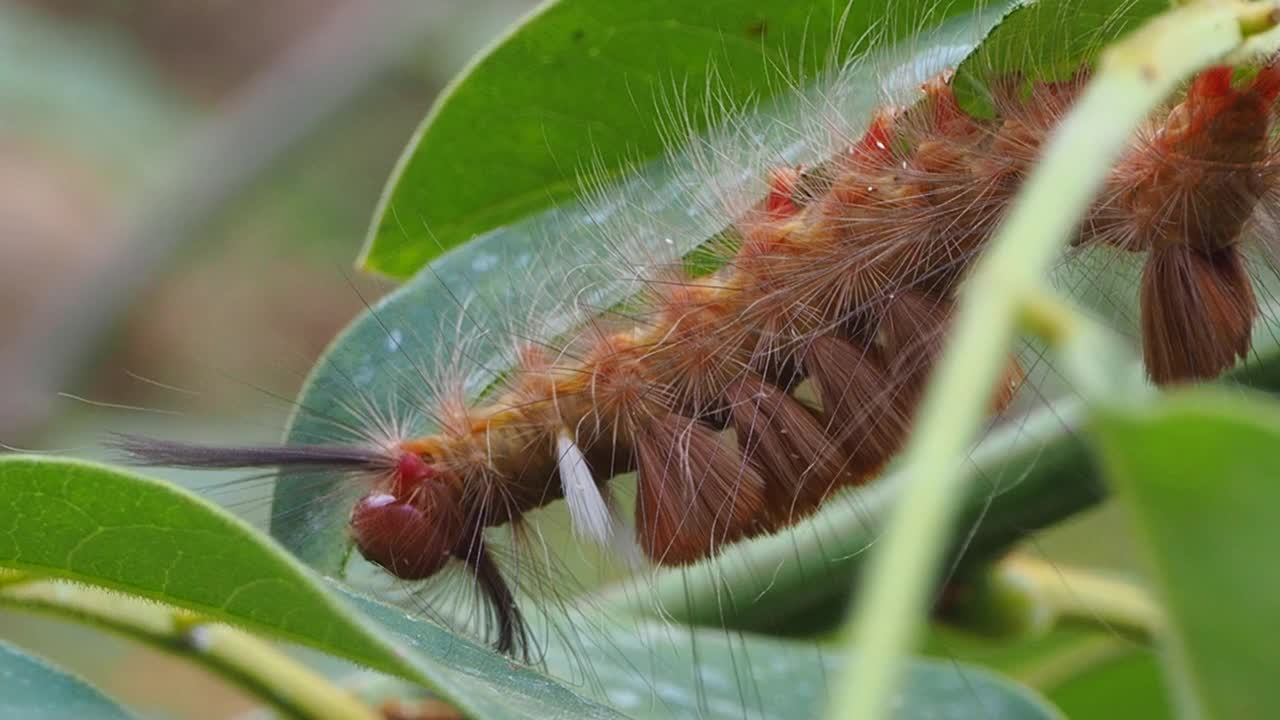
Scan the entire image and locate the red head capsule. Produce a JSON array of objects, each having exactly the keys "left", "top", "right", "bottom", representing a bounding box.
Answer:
[{"left": 349, "top": 452, "right": 464, "bottom": 580}]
